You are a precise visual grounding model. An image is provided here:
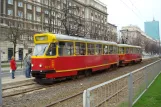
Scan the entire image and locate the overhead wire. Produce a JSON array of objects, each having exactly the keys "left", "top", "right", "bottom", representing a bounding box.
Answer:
[
  {"left": 119, "top": 0, "right": 144, "bottom": 21},
  {"left": 128, "top": 0, "right": 145, "bottom": 20}
]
